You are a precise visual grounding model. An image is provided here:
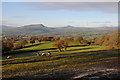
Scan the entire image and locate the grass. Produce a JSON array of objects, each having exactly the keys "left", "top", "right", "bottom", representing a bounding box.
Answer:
[
  {"left": 2, "top": 42, "right": 99, "bottom": 59},
  {"left": 2, "top": 41, "right": 55, "bottom": 59},
  {"left": 17, "top": 41, "right": 54, "bottom": 51},
  {"left": 2, "top": 41, "right": 120, "bottom": 79}
]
